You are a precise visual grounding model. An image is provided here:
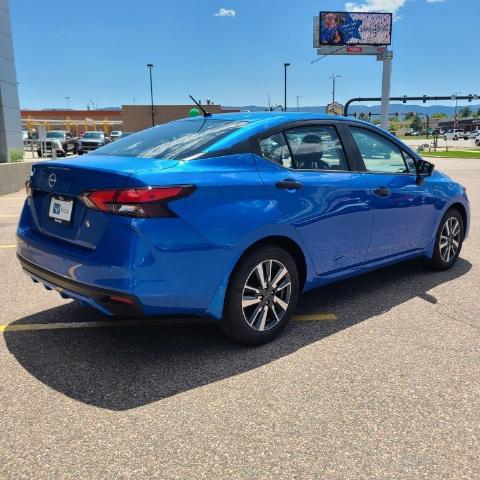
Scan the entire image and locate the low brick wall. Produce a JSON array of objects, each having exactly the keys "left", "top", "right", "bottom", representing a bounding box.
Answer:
[{"left": 0, "top": 161, "right": 35, "bottom": 196}]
